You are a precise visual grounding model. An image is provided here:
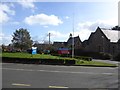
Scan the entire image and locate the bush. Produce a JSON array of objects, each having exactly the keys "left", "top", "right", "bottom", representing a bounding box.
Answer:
[
  {"left": 51, "top": 53, "right": 92, "bottom": 61},
  {"left": 114, "top": 53, "right": 120, "bottom": 61},
  {"left": 80, "top": 51, "right": 112, "bottom": 60},
  {"left": 75, "top": 56, "right": 92, "bottom": 61},
  {"left": 41, "top": 59, "right": 64, "bottom": 65},
  {"left": 51, "top": 53, "right": 71, "bottom": 57},
  {"left": 51, "top": 53, "right": 60, "bottom": 57},
  {"left": 64, "top": 60, "right": 75, "bottom": 65},
  {"left": 101, "top": 53, "right": 112, "bottom": 60},
  {"left": 2, "top": 57, "right": 76, "bottom": 65},
  {"left": 27, "top": 49, "right": 32, "bottom": 54},
  {"left": 60, "top": 54, "right": 71, "bottom": 57}
]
